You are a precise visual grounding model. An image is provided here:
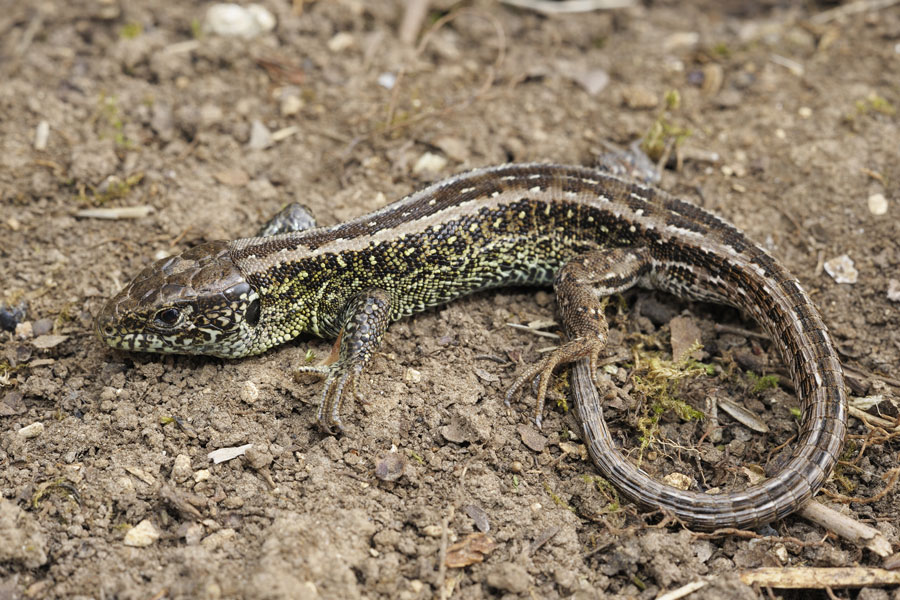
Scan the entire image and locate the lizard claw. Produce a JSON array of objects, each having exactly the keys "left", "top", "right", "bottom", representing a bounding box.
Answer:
[{"left": 506, "top": 337, "right": 606, "bottom": 427}]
